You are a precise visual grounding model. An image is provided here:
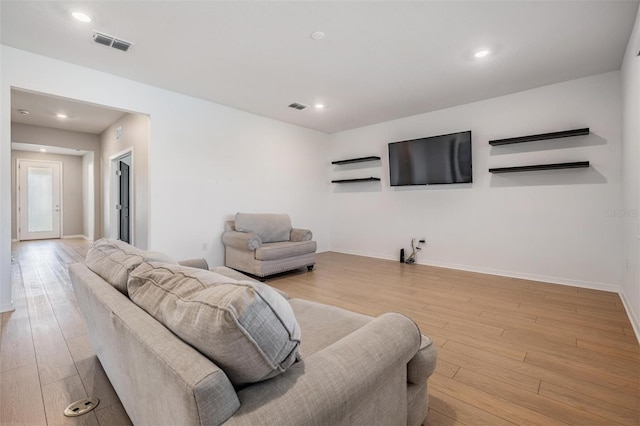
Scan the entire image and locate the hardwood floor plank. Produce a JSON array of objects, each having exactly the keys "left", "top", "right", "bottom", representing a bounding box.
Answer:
[
  {"left": 94, "top": 402, "right": 132, "bottom": 426},
  {"left": 429, "top": 373, "right": 567, "bottom": 426},
  {"left": 576, "top": 339, "right": 640, "bottom": 365},
  {"left": 424, "top": 408, "right": 465, "bottom": 426},
  {"left": 0, "top": 363, "right": 47, "bottom": 425},
  {"left": 42, "top": 375, "right": 99, "bottom": 425},
  {"left": 536, "top": 315, "right": 636, "bottom": 343},
  {"left": 446, "top": 339, "right": 640, "bottom": 412},
  {"left": 435, "top": 359, "right": 460, "bottom": 378},
  {"left": 524, "top": 351, "right": 639, "bottom": 395},
  {"left": 538, "top": 381, "right": 640, "bottom": 425},
  {"left": 438, "top": 344, "right": 541, "bottom": 394},
  {"left": 453, "top": 368, "right": 620, "bottom": 425},
  {"left": 429, "top": 388, "right": 517, "bottom": 426},
  {"left": 51, "top": 300, "right": 88, "bottom": 340},
  {"left": 0, "top": 312, "right": 37, "bottom": 372}
]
